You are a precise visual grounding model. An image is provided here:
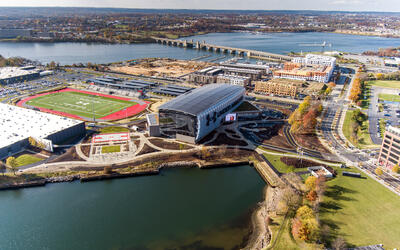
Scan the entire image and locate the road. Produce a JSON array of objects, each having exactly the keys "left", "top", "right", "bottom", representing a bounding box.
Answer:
[{"left": 321, "top": 66, "right": 400, "bottom": 195}]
